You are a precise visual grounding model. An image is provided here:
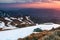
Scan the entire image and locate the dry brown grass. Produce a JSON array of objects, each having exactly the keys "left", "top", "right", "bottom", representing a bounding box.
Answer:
[
  {"left": 41, "top": 30, "right": 60, "bottom": 40},
  {"left": 18, "top": 28, "right": 60, "bottom": 40}
]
